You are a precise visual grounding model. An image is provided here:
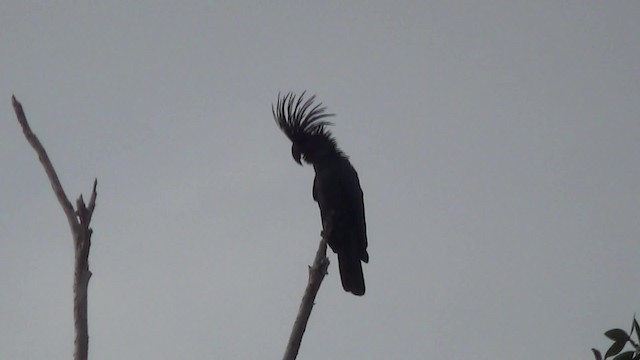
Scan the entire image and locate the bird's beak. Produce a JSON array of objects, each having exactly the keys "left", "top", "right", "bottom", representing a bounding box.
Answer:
[{"left": 291, "top": 144, "right": 302, "bottom": 165}]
